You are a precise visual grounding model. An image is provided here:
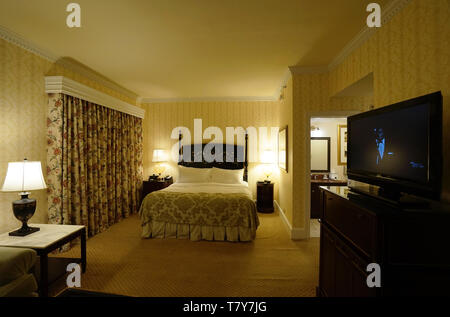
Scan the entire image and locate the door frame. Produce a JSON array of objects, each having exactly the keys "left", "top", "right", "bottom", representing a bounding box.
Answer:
[{"left": 305, "top": 111, "right": 360, "bottom": 238}]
